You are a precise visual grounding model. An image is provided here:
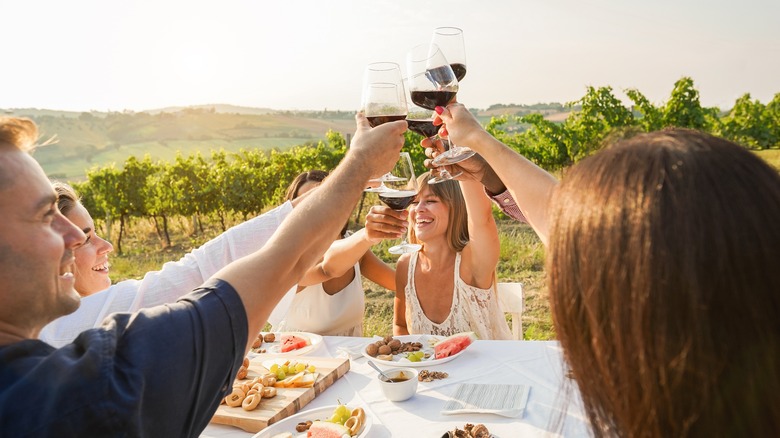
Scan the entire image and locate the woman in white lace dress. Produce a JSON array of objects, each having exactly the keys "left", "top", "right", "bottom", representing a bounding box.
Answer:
[
  {"left": 274, "top": 170, "right": 395, "bottom": 336},
  {"left": 392, "top": 172, "right": 511, "bottom": 340}
]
